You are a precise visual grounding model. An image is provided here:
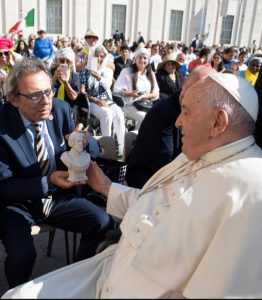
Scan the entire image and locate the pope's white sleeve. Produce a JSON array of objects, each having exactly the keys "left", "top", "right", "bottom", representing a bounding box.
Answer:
[{"left": 106, "top": 182, "right": 141, "bottom": 220}]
